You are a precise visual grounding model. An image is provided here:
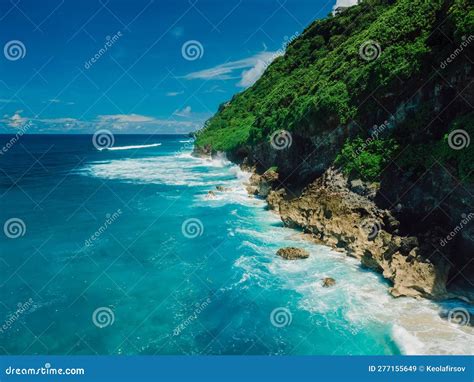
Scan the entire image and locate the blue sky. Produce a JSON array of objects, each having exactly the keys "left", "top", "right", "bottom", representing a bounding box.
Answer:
[{"left": 0, "top": 0, "right": 344, "bottom": 134}]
